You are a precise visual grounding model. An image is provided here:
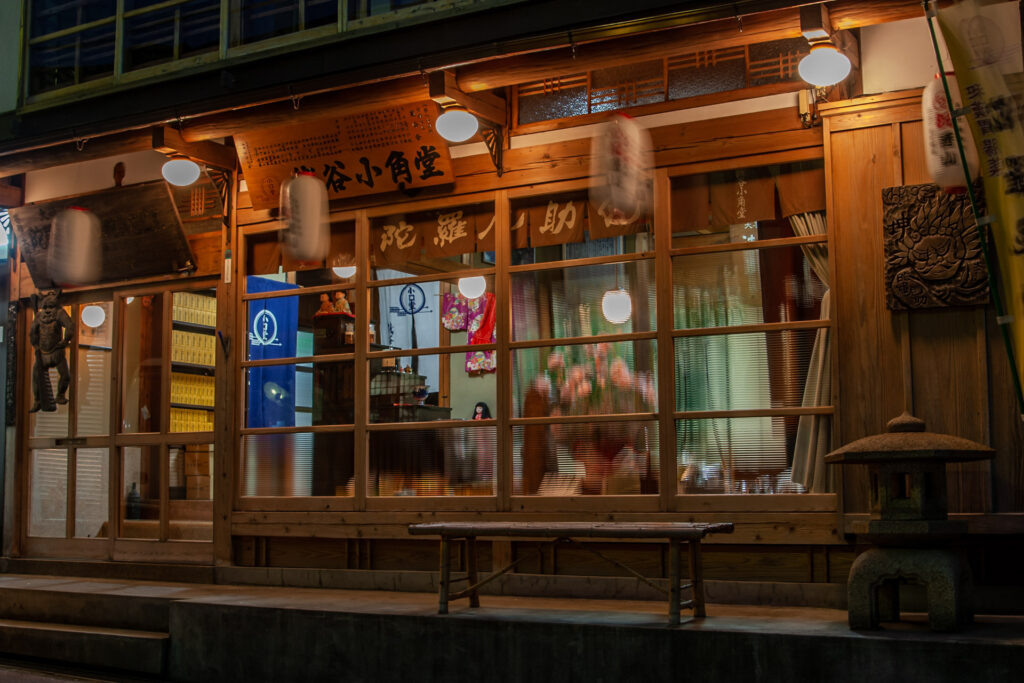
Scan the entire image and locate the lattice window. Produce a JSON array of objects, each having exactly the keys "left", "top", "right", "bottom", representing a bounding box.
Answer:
[{"left": 516, "top": 37, "right": 808, "bottom": 126}]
